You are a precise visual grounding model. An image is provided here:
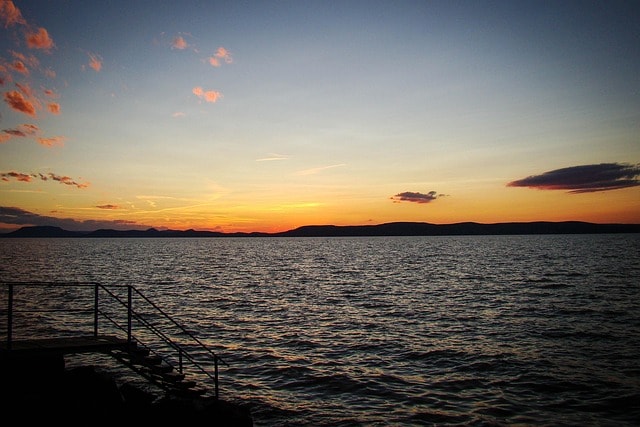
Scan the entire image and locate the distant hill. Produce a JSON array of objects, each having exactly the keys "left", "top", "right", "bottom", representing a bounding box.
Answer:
[
  {"left": 276, "top": 221, "right": 640, "bottom": 237},
  {"left": 1, "top": 225, "right": 87, "bottom": 238},
  {"left": 1, "top": 221, "right": 639, "bottom": 238},
  {"left": 0, "top": 226, "right": 269, "bottom": 238}
]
